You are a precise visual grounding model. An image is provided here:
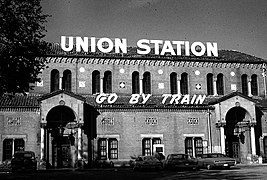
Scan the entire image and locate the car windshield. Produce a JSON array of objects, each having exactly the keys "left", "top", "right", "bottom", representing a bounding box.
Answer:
[
  {"left": 204, "top": 154, "right": 225, "bottom": 158},
  {"left": 144, "top": 156, "right": 158, "bottom": 161},
  {"left": 14, "top": 152, "right": 33, "bottom": 158},
  {"left": 171, "top": 154, "right": 189, "bottom": 159}
]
